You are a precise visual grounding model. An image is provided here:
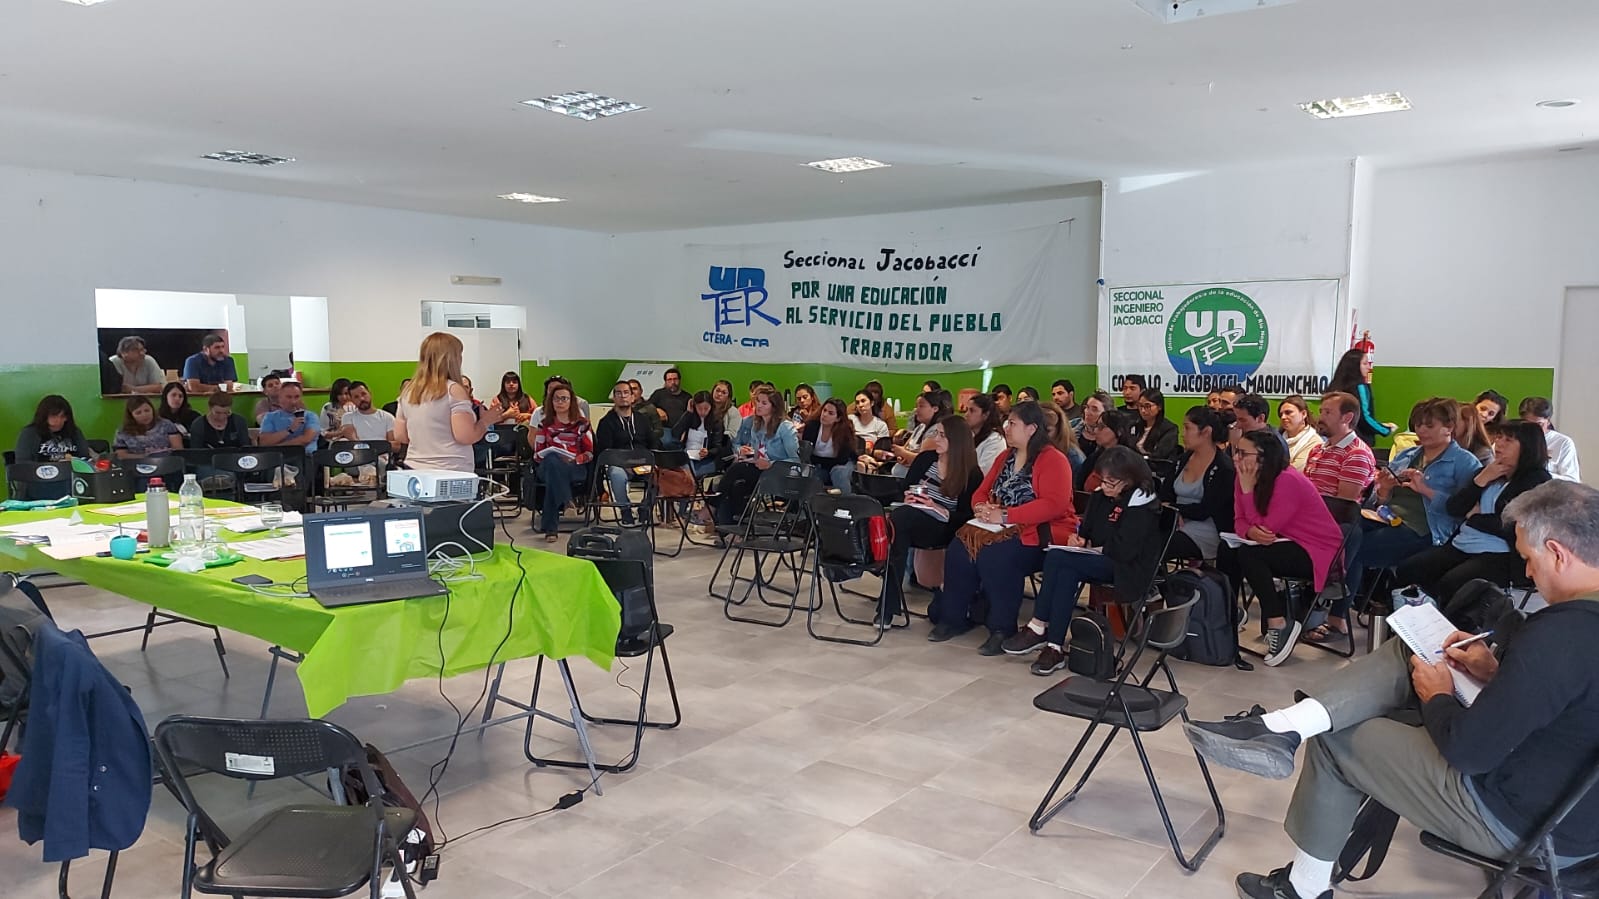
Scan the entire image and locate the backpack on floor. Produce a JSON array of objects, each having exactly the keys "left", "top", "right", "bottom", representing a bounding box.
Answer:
[
  {"left": 1067, "top": 610, "right": 1116, "bottom": 680},
  {"left": 1166, "top": 567, "right": 1248, "bottom": 670}
]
